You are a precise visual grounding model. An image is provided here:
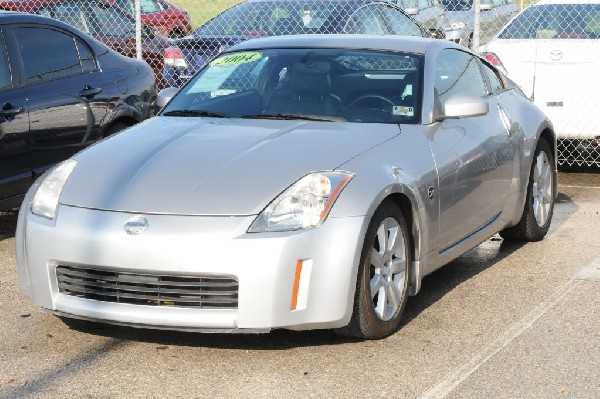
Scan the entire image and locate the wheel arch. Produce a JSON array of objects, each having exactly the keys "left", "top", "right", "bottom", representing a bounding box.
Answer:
[
  {"left": 100, "top": 116, "right": 137, "bottom": 138},
  {"left": 377, "top": 192, "right": 424, "bottom": 296}
]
